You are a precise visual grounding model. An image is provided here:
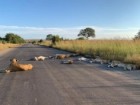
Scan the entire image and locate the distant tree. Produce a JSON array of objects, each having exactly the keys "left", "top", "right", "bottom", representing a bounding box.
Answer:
[
  {"left": 60, "top": 37, "right": 64, "bottom": 40},
  {"left": 5, "top": 33, "right": 25, "bottom": 44},
  {"left": 134, "top": 30, "right": 140, "bottom": 40},
  {"left": 76, "top": 37, "right": 85, "bottom": 40},
  {"left": 32, "top": 40, "right": 37, "bottom": 44},
  {"left": 0, "top": 36, "right": 6, "bottom": 43},
  {"left": 38, "top": 39, "right": 43, "bottom": 43},
  {"left": 46, "top": 34, "right": 54, "bottom": 40},
  {"left": 51, "top": 35, "right": 61, "bottom": 45},
  {"left": 78, "top": 27, "right": 95, "bottom": 39}
]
